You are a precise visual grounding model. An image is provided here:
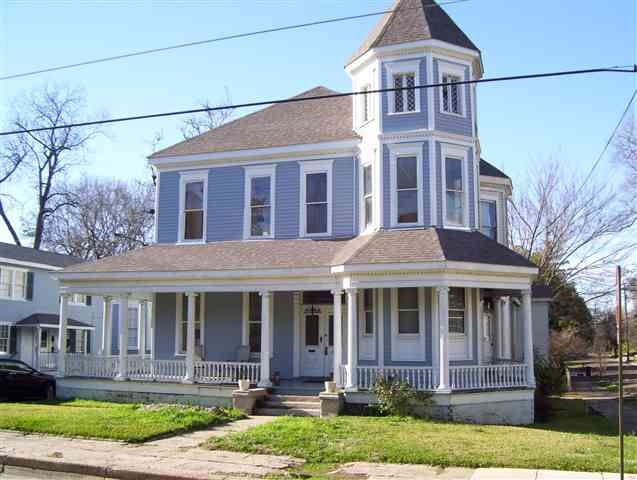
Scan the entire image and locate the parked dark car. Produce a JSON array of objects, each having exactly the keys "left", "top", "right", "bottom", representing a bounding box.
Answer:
[{"left": 0, "top": 359, "right": 56, "bottom": 401}]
